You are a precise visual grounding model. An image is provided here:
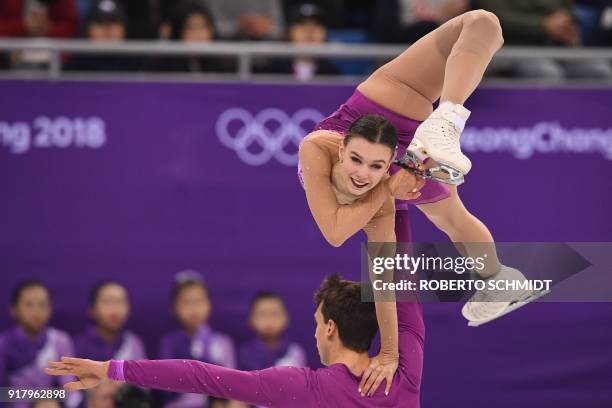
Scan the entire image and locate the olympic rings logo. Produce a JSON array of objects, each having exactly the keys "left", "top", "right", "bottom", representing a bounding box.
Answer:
[{"left": 216, "top": 108, "right": 324, "bottom": 166}]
